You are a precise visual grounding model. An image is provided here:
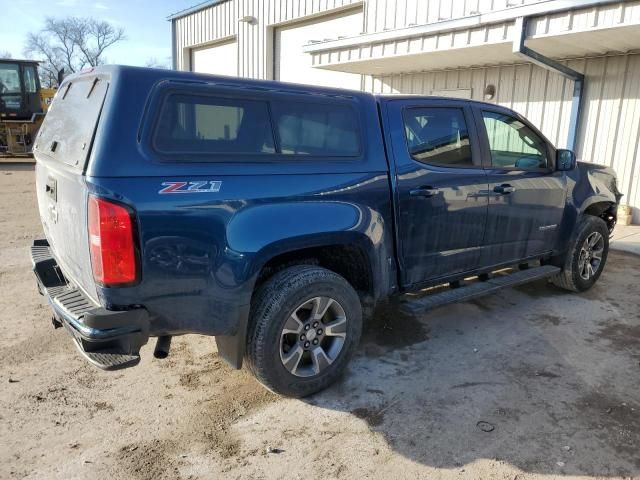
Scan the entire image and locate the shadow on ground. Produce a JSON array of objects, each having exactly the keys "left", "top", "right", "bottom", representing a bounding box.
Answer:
[{"left": 304, "top": 251, "right": 640, "bottom": 477}]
